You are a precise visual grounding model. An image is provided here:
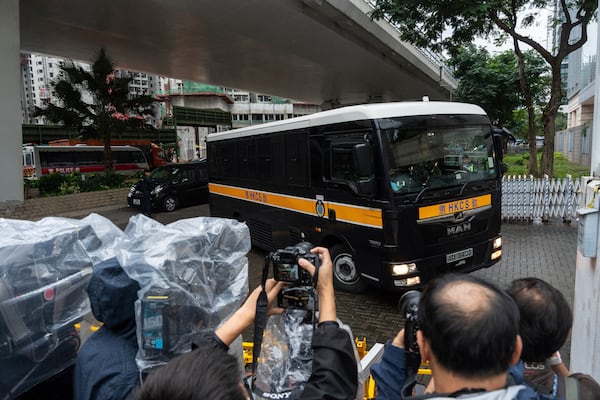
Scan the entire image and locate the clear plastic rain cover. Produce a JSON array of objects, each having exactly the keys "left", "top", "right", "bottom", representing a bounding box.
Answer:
[
  {"left": 117, "top": 214, "right": 250, "bottom": 372},
  {"left": 0, "top": 216, "right": 109, "bottom": 399},
  {"left": 0, "top": 212, "right": 250, "bottom": 398},
  {"left": 253, "top": 310, "right": 362, "bottom": 399}
]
